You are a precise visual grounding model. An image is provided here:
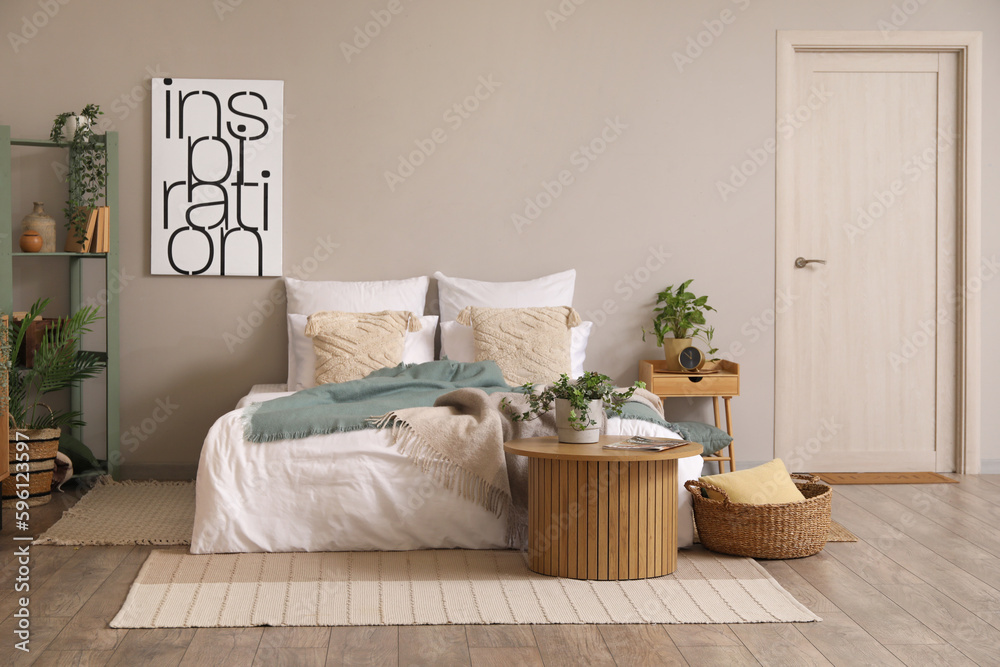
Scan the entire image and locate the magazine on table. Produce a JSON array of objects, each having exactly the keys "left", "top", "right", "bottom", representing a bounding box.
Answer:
[{"left": 602, "top": 436, "right": 693, "bottom": 452}]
